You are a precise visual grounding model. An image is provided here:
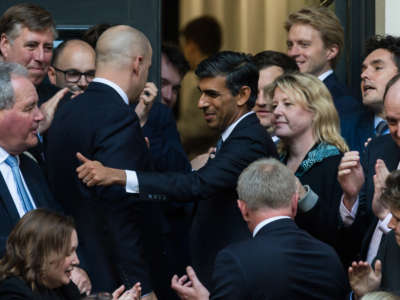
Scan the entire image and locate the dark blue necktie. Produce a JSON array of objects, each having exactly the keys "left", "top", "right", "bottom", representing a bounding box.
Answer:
[
  {"left": 215, "top": 138, "right": 223, "bottom": 154},
  {"left": 376, "top": 120, "right": 388, "bottom": 137},
  {"left": 5, "top": 155, "right": 34, "bottom": 213}
]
